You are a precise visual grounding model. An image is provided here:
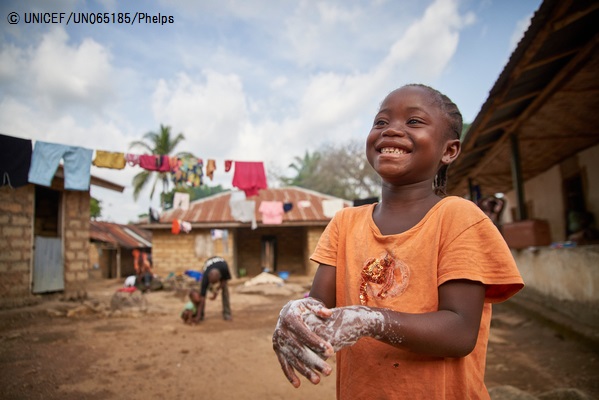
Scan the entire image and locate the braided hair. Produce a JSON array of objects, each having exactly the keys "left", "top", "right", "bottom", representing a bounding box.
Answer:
[{"left": 402, "top": 84, "right": 463, "bottom": 196}]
